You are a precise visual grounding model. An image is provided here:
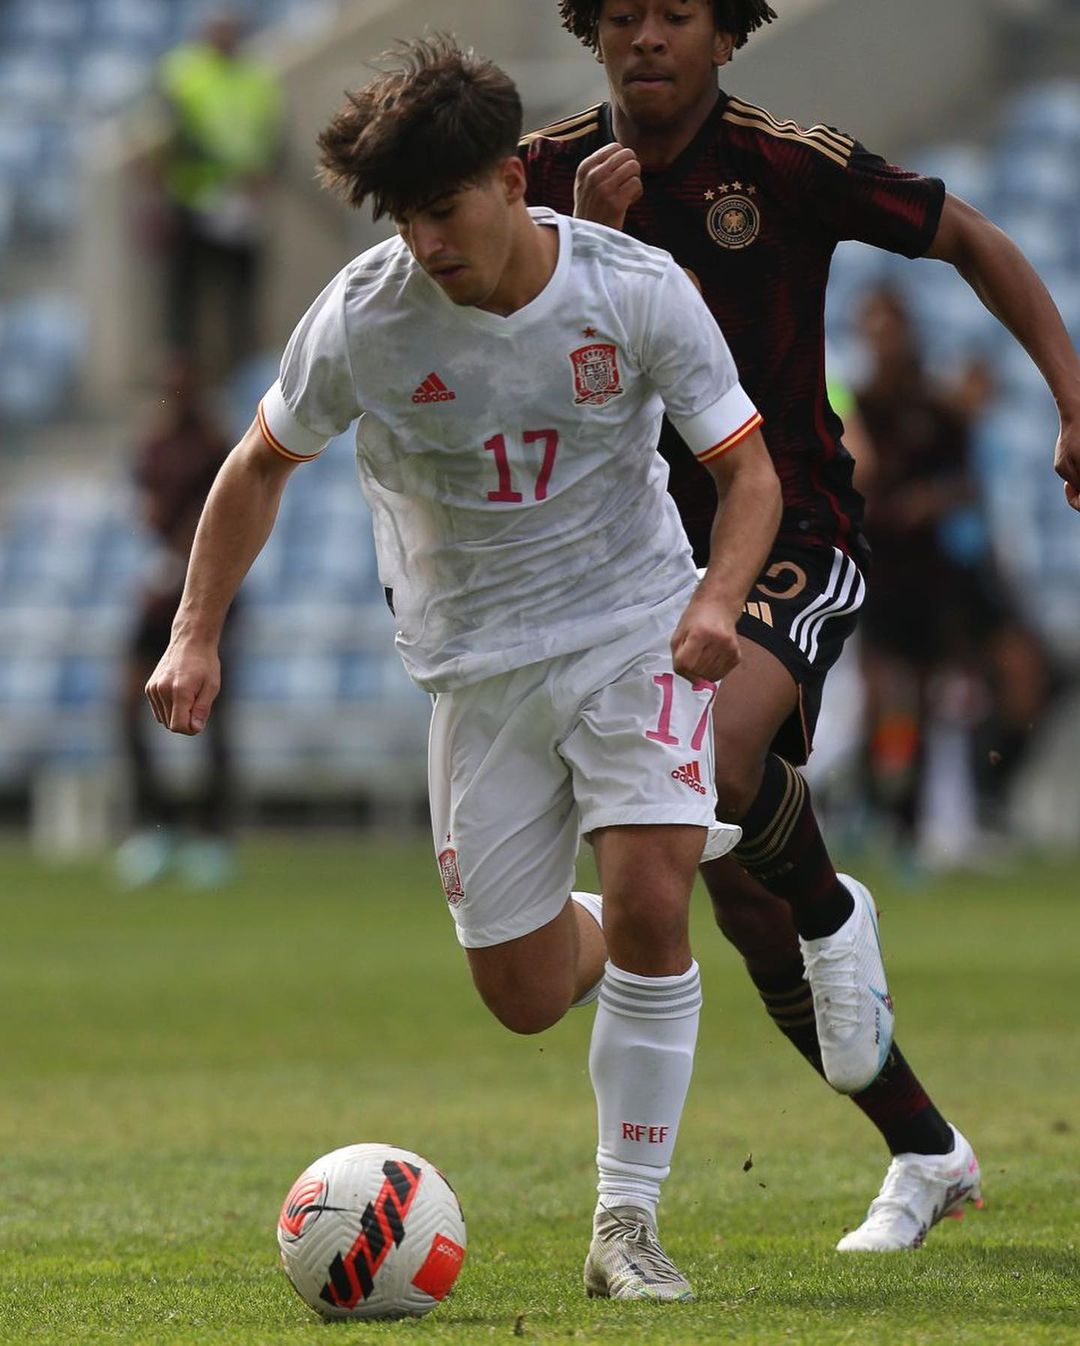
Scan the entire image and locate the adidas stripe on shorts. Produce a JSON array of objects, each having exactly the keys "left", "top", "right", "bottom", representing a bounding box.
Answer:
[
  {"left": 427, "top": 593, "right": 740, "bottom": 949},
  {"left": 732, "top": 540, "right": 867, "bottom": 766}
]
